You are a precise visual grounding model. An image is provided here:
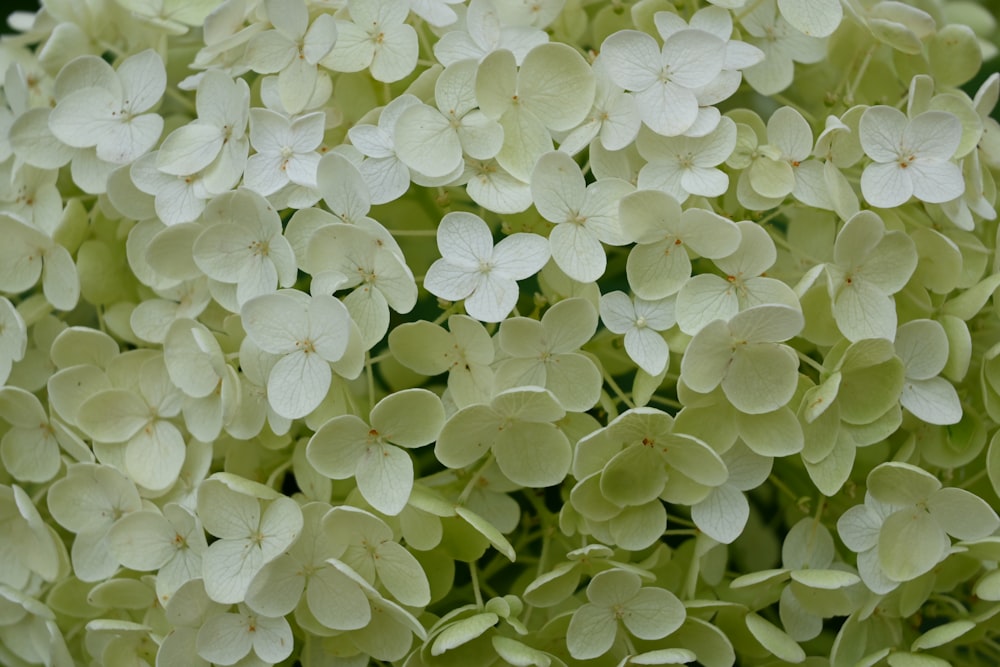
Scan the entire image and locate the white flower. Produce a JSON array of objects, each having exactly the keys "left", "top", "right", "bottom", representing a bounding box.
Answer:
[
  {"left": 155, "top": 69, "right": 250, "bottom": 194},
  {"left": 394, "top": 59, "right": 504, "bottom": 179},
  {"left": 530, "top": 150, "right": 633, "bottom": 283},
  {"left": 599, "top": 290, "right": 676, "bottom": 376},
  {"left": 192, "top": 189, "right": 298, "bottom": 307},
  {"left": 859, "top": 106, "right": 965, "bottom": 208},
  {"left": 636, "top": 116, "right": 737, "bottom": 202},
  {"left": 244, "top": 108, "right": 325, "bottom": 196},
  {"left": 558, "top": 55, "right": 641, "bottom": 156},
  {"left": 423, "top": 211, "right": 550, "bottom": 322},
  {"left": 241, "top": 290, "right": 354, "bottom": 420},
  {"left": 599, "top": 28, "right": 726, "bottom": 137},
  {"left": 321, "top": 0, "right": 419, "bottom": 83},
  {"left": 48, "top": 50, "right": 166, "bottom": 165},
  {"left": 433, "top": 0, "right": 548, "bottom": 66},
  {"left": 740, "top": 0, "right": 827, "bottom": 95},
  {"left": 243, "top": 0, "right": 338, "bottom": 113},
  {"left": 348, "top": 94, "right": 425, "bottom": 204}
]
